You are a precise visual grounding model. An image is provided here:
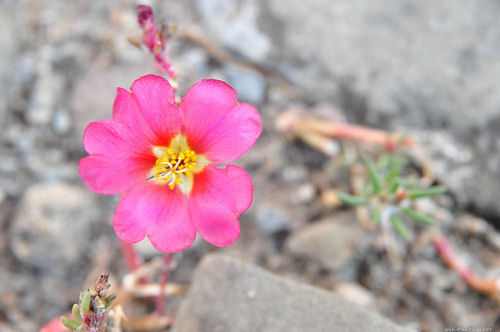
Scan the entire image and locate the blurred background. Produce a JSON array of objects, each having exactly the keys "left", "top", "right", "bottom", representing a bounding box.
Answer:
[{"left": 1, "top": 0, "right": 499, "bottom": 331}]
